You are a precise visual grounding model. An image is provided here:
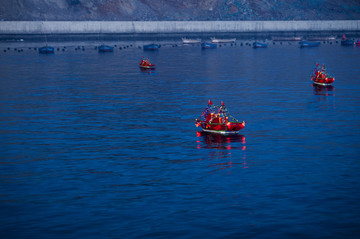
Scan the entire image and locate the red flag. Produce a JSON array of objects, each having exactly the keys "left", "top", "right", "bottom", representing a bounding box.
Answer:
[
  {"left": 208, "top": 99, "right": 213, "bottom": 105},
  {"left": 221, "top": 101, "right": 225, "bottom": 106}
]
